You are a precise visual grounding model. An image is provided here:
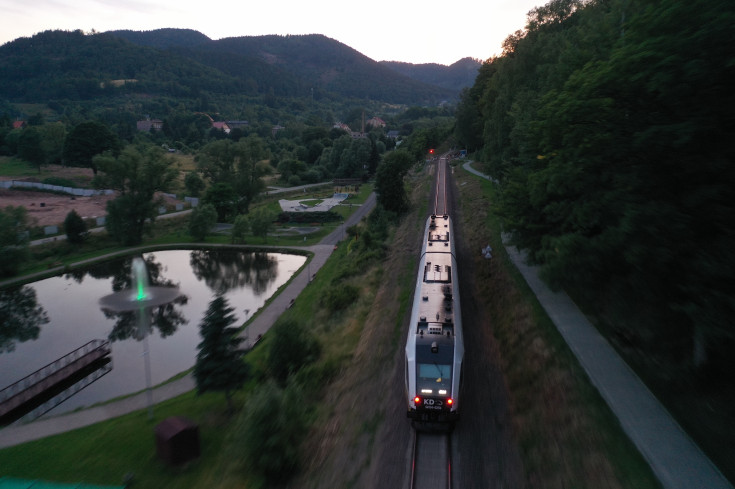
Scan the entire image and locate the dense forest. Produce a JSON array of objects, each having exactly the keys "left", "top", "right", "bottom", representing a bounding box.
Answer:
[
  {"left": 456, "top": 0, "right": 734, "bottom": 375},
  {"left": 0, "top": 29, "right": 468, "bottom": 105}
]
